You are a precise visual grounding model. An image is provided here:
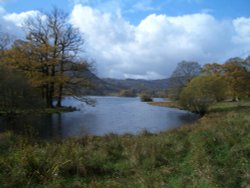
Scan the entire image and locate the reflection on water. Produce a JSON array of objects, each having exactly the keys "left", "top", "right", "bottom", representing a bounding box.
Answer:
[{"left": 0, "top": 97, "right": 199, "bottom": 139}]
